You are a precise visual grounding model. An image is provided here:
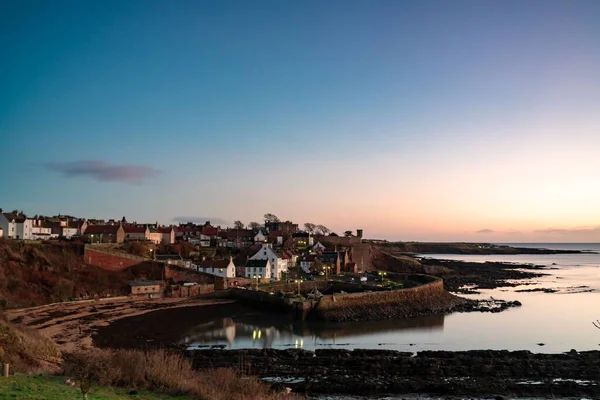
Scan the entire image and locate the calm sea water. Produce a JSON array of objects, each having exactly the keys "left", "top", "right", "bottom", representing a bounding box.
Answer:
[{"left": 183, "top": 243, "right": 600, "bottom": 354}]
